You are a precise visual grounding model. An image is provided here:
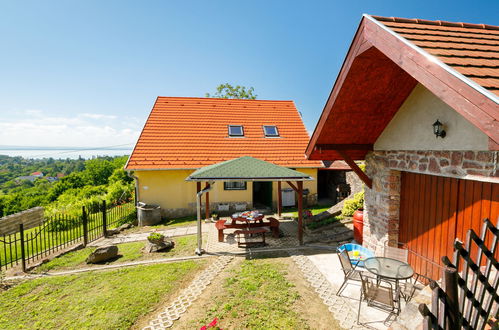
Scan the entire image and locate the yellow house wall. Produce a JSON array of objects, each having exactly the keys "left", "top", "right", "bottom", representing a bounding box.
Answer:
[
  {"left": 271, "top": 168, "right": 318, "bottom": 207},
  {"left": 134, "top": 167, "right": 318, "bottom": 218}
]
